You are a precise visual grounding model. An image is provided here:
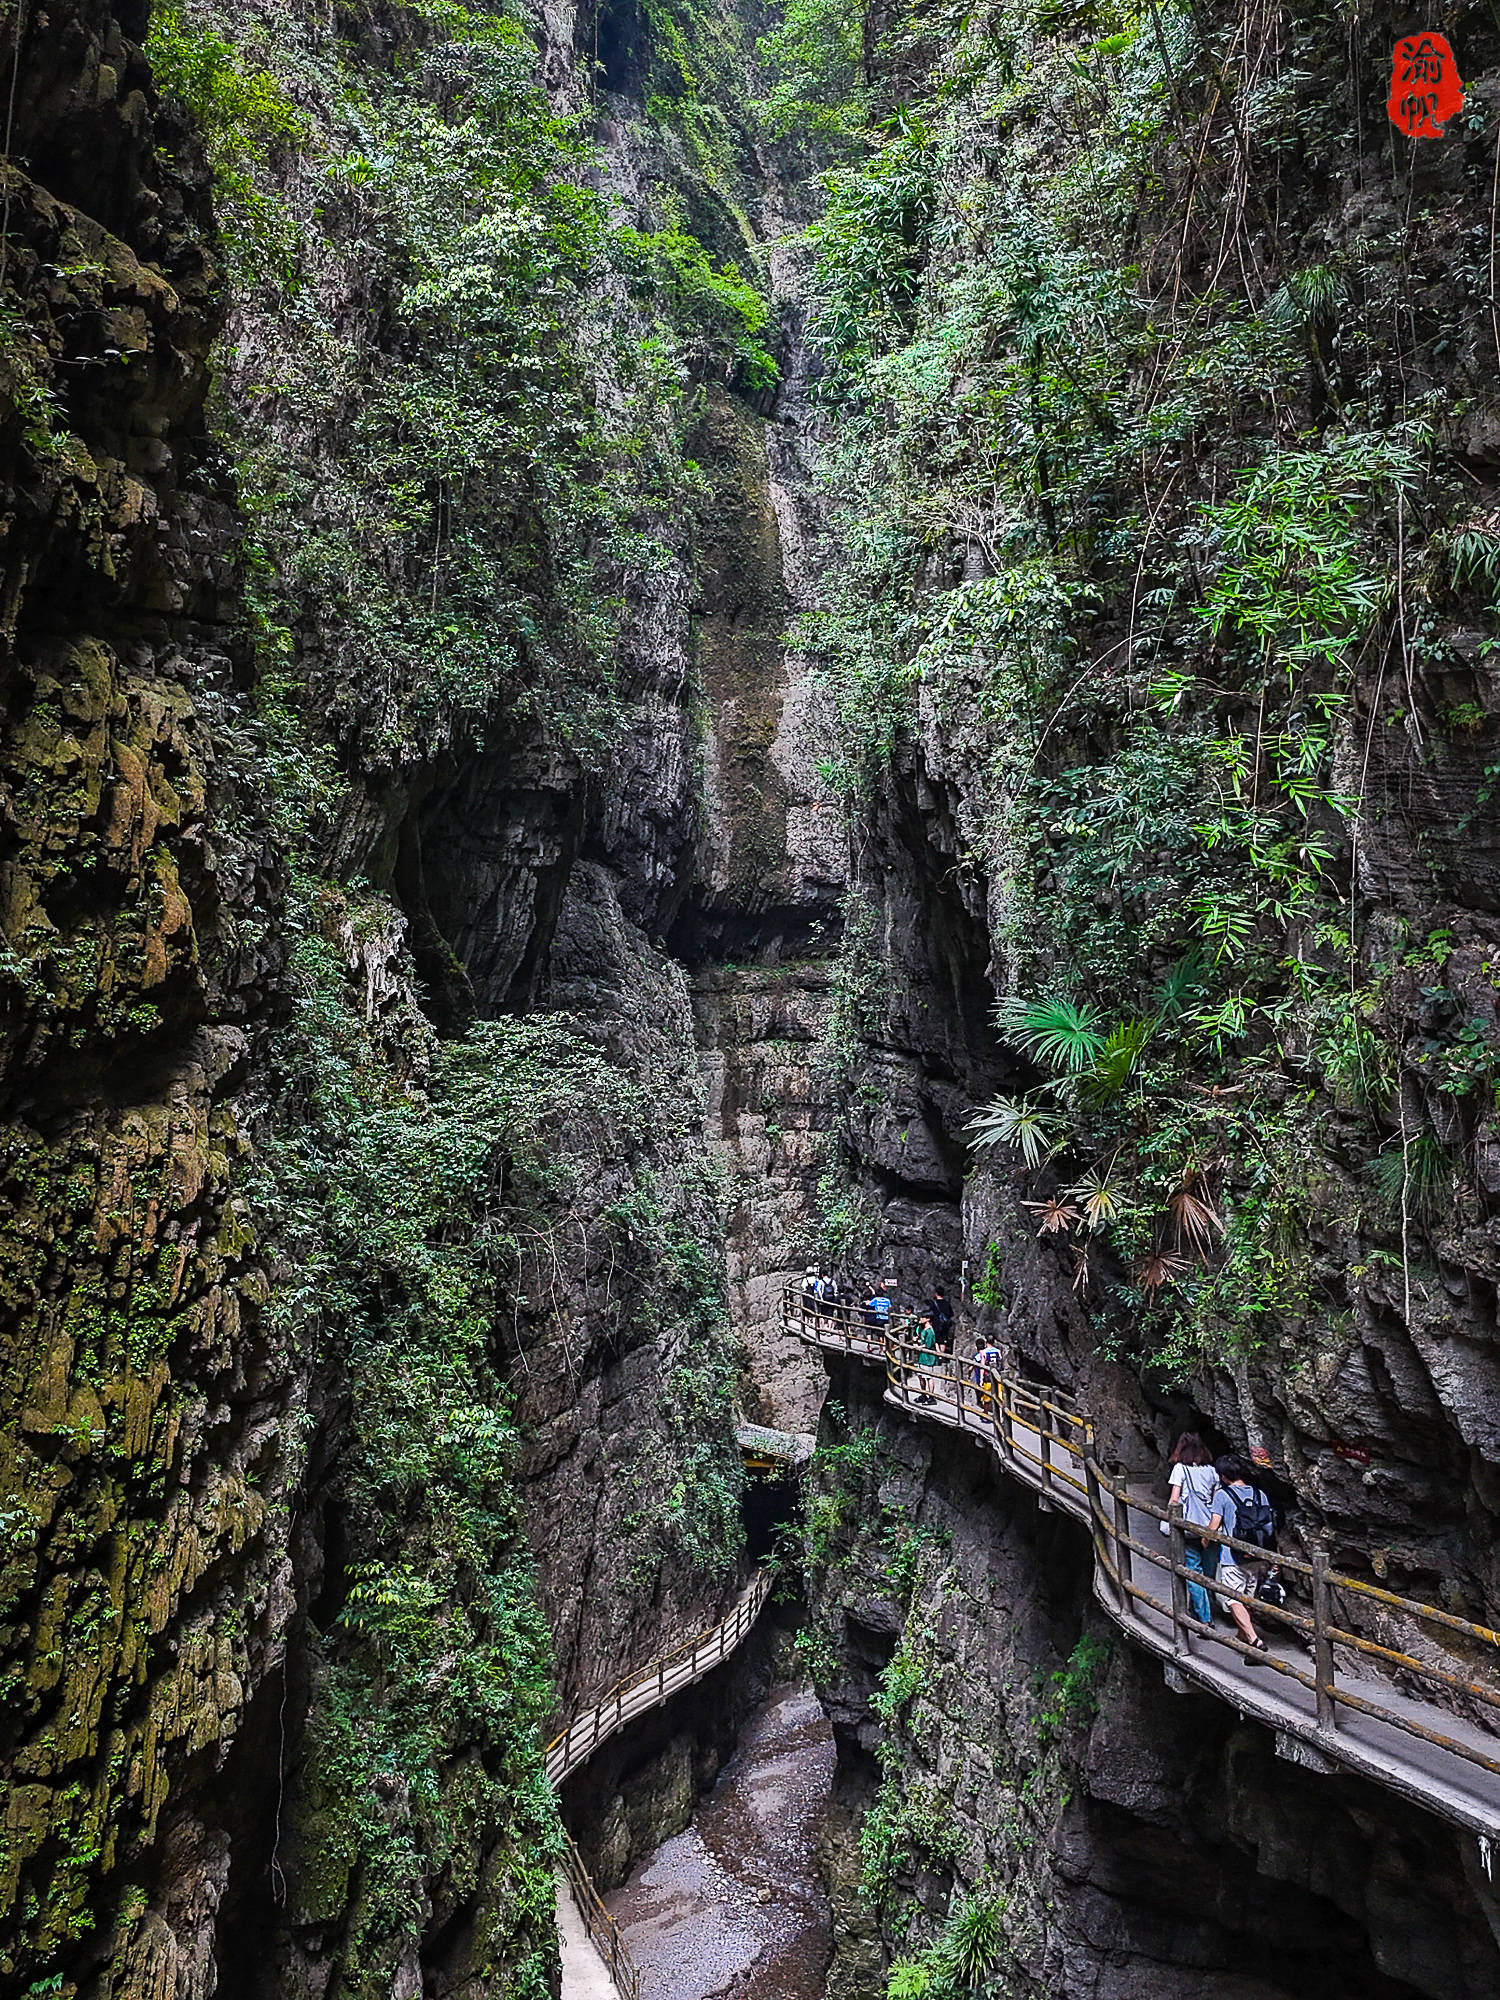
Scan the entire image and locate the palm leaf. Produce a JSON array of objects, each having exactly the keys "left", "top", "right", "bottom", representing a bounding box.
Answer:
[
  {"left": 995, "top": 994, "right": 1104, "bottom": 1074},
  {"left": 1168, "top": 1160, "right": 1223, "bottom": 1256},
  {"left": 1156, "top": 948, "right": 1209, "bottom": 1021},
  {"left": 1068, "top": 1167, "right": 1121, "bottom": 1232},
  {"left": 966, "top": 1095, "right": 1062, "bottom": 1167},
  {"left": 1023, "top": 1195, "right": 1080, "bottom": 1236},
  {"left": 1082, "top": 1017, "right": 1153, "bottom": 1099},
  {"left": 1136, "top": 1249, "right": 1188, "bottom": 1297}
]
